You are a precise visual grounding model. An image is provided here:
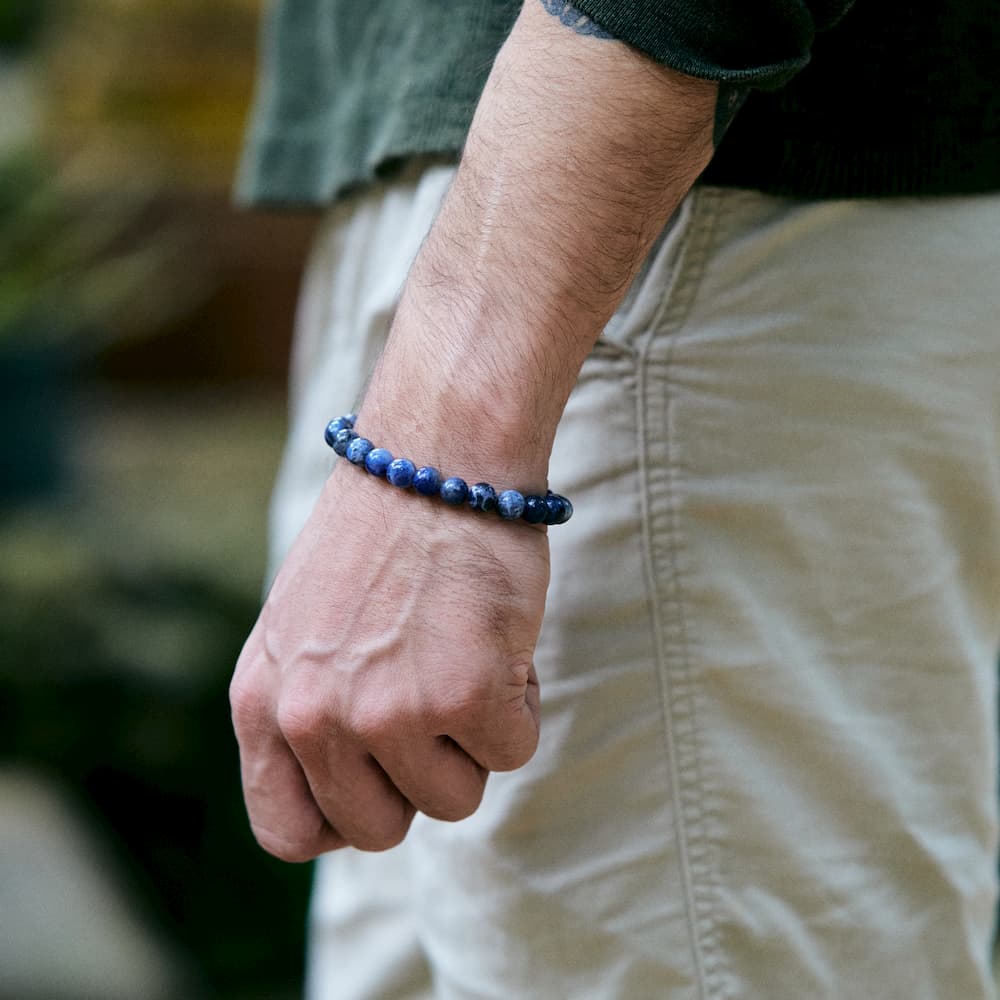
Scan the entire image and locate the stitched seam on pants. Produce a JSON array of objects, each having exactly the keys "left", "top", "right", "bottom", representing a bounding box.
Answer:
[{"left": 635, "top": 187, "right": 727, "bottom": 1000}]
